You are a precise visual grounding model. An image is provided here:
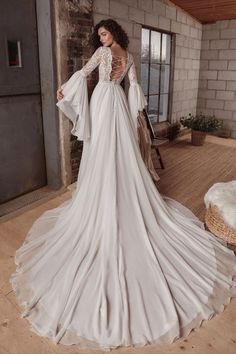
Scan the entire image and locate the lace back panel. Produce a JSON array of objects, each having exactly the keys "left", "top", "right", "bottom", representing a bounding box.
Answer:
[
  {"left": 79, "top": 46, "right": 135, "bottom": 84},
  {"left": 110, "top": 54, "right": 129, "bottom": 82}
]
